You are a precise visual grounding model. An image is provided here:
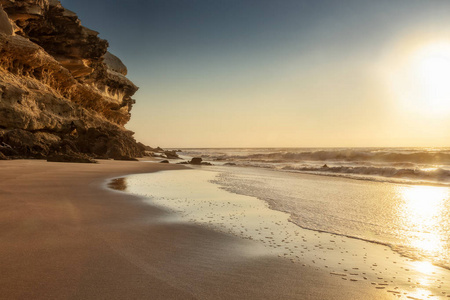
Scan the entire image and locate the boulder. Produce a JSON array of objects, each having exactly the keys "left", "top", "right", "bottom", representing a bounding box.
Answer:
[
  {"left": 189, "top": 157, "right": 202, "bottom": 165},
  {"left": 164, "top": 150, "right": 179, "bottom": 159},
  {"left": 160, "top": 160, "right": 169, "bottom": 163}
]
